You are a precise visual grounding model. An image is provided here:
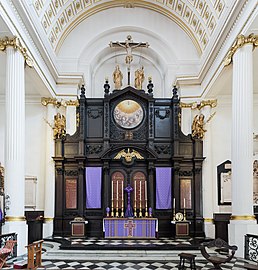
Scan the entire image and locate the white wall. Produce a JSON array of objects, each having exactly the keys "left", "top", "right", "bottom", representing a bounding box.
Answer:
[{"left": 25, "top": 102, "right": 47, "bottom": 211}]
